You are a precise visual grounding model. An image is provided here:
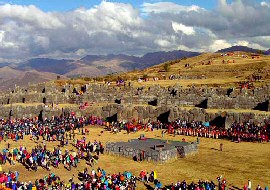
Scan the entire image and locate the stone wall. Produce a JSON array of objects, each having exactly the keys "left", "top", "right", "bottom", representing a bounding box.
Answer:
[
  {"left": 207, "top": 95, "right": 269, "bottom": 110},
  {"left": 1, "top": 83, "right": 269, "bottom": 111},
  {"left": 0, "top": 104, "right": 102, "bottom": 119},
  {"left": 105, "top": 141, "right": 197, "bottom": 163},
  {"left": 105, "top": 142, "right": 178, "bottom": 163},
  {"left": 0, "top": 103, "right": 269, "bottom": 125},
  {"left": 0, "top": 83, "right": 270, "bottom": 122},
  {"left": 177, "top": 143, "right": 198, "bottom": 157}
]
